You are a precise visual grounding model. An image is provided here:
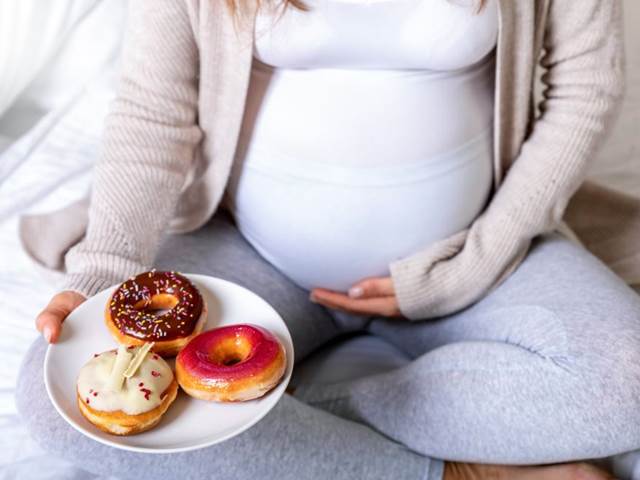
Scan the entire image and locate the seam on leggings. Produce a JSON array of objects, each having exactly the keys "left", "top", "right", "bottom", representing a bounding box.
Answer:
[
  {"left": 474, "top": 304, "right": 577, "bottom": 375},
  {"left": 370, "top": 304, "right": 576, "bottom": 374}
]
